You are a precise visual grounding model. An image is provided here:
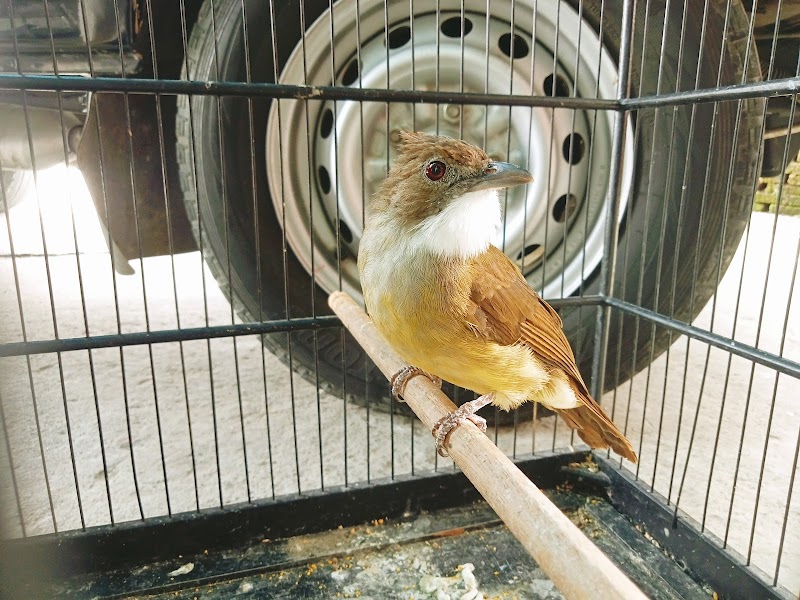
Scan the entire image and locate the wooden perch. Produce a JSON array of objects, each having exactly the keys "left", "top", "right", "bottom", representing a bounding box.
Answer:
[{"left": 328, "top": 291, "right": 645, "bottom": 600}]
